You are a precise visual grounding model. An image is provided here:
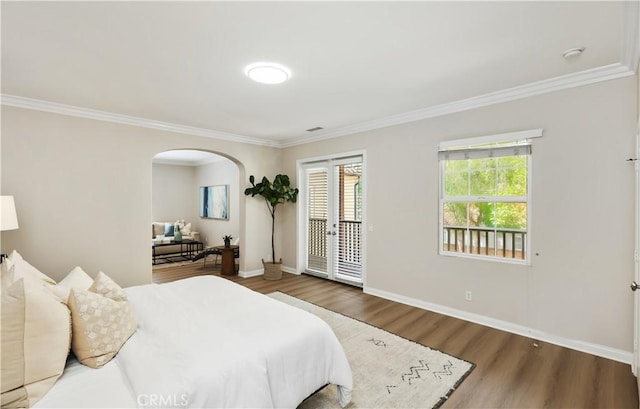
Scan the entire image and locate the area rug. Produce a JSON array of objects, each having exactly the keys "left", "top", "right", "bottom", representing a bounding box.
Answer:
[{"left": 268, "top": 292, "right": 475, "bottom": 409}]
